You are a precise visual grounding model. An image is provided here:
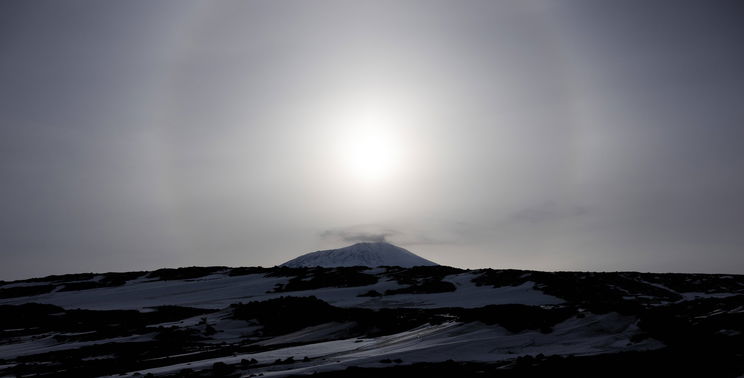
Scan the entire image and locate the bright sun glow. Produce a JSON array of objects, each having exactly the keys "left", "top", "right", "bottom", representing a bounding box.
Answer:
[
  {"left": 334, "top": 103, "right": 405, "bottom": 185},
  {"left": 344, "top": 128, "right": 398, "bottom": 182}
]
